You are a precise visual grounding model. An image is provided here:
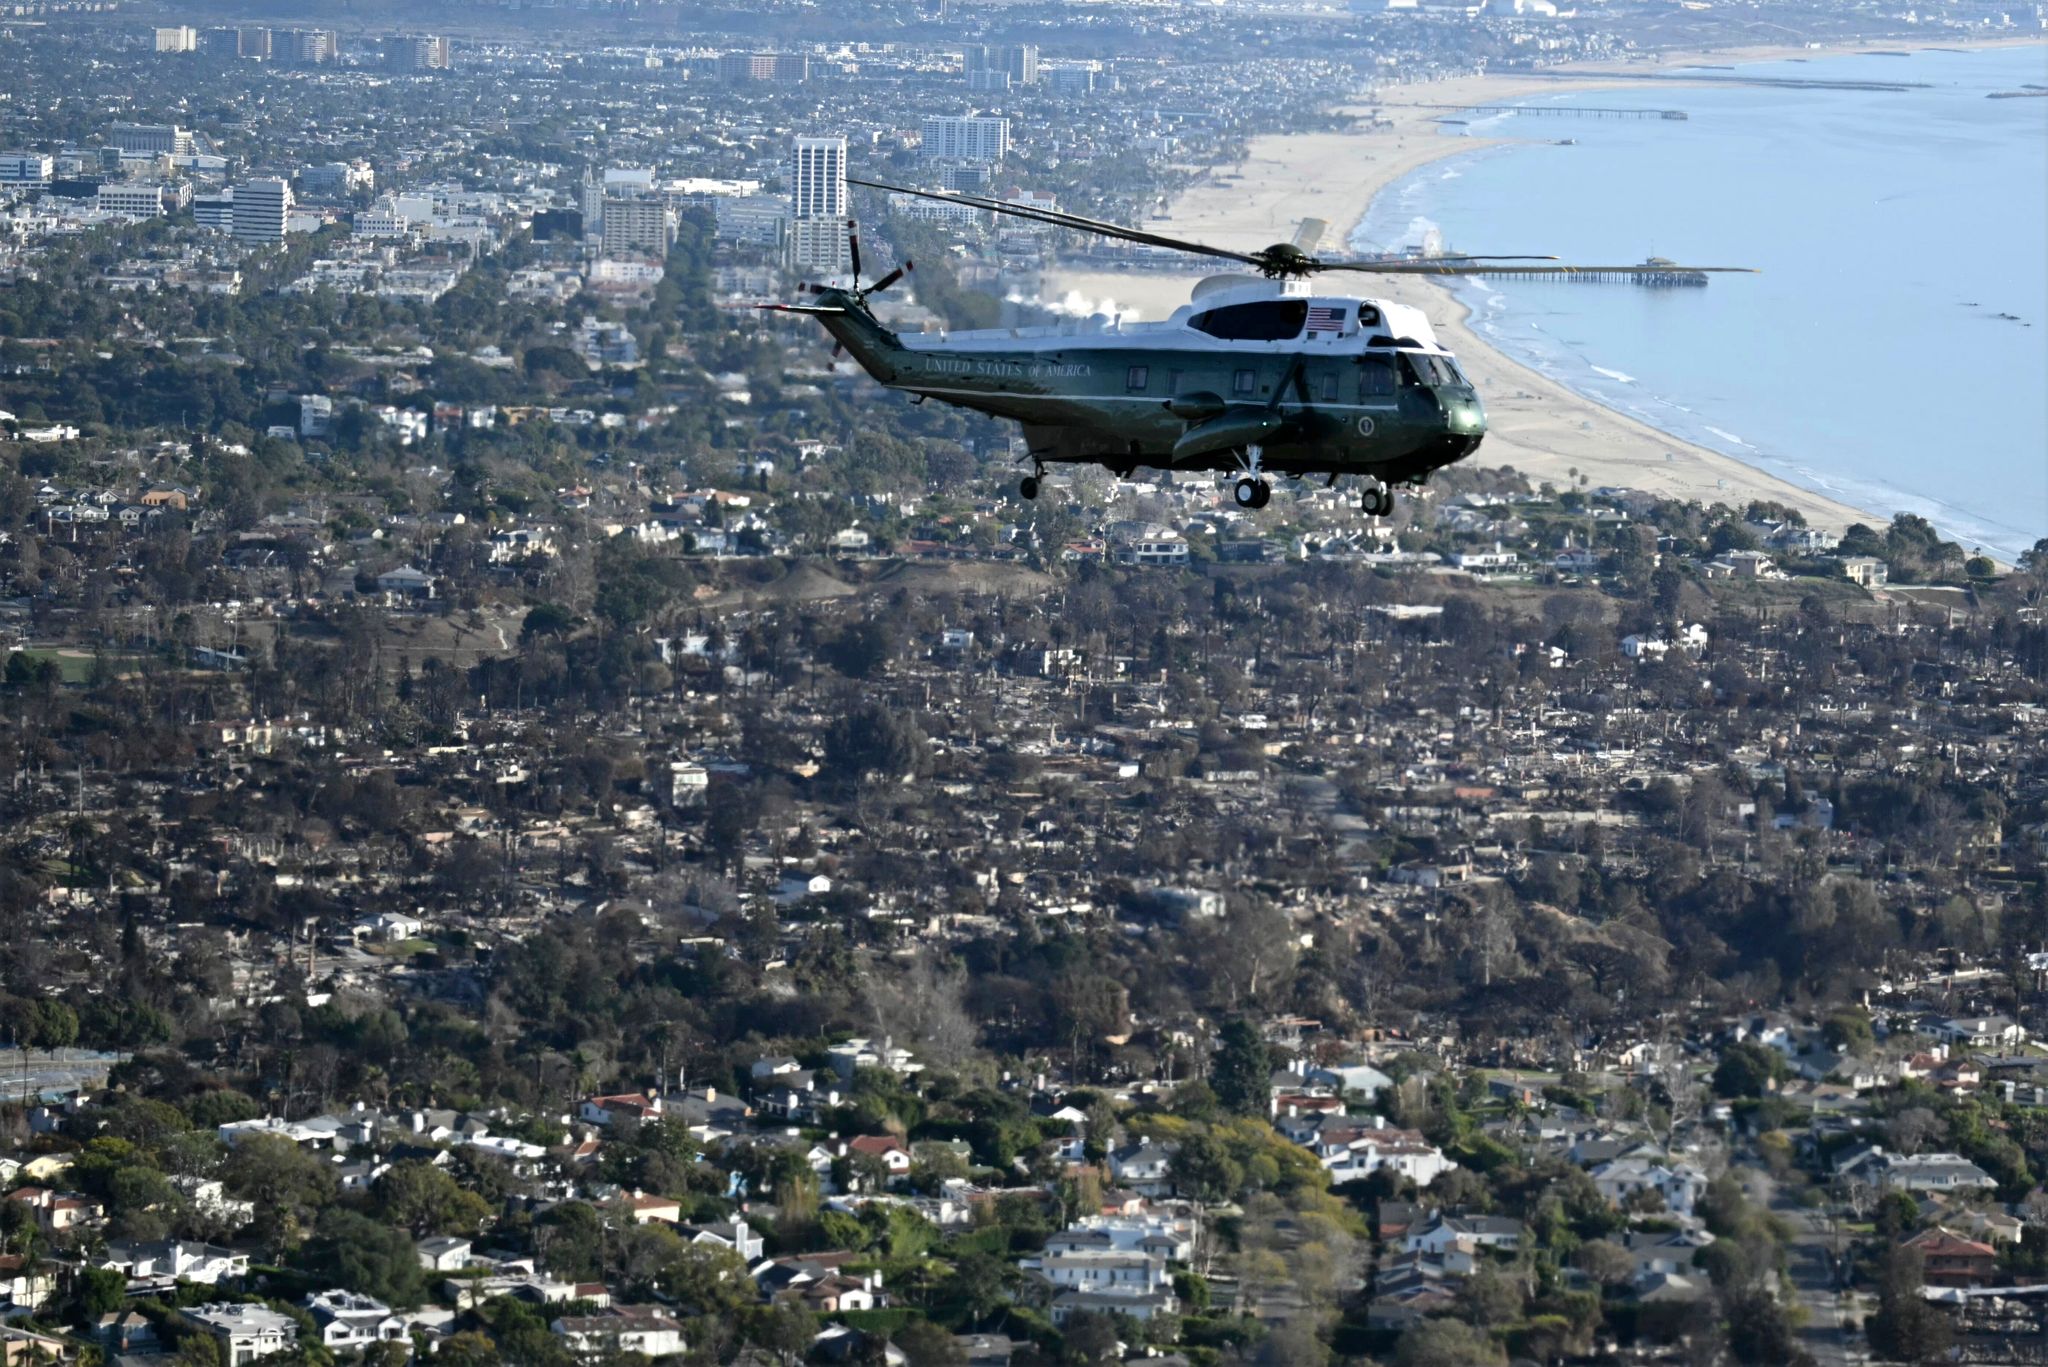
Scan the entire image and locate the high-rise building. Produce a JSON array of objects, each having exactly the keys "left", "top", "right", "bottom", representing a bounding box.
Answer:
[
  {"left": 198, "top": 28, "right": 240, "bottom": 56},
  {"left": 788, "top": 135, "right": 849, "bottom": 275},
  {"left": 1000, "top": 44, "right": 1039, "bottom": 86},
  {"left": 789, "top": 136, "right": 846, "bottom": 222},
  {"left": 388, "top": 35, "right": 452, "bottom": 72},
  {"left": 110, "top": 124, "right": 193, "bottom": 156},
  {"left": 237, "top": 27, "right": 273, "bottom": 60},
  {"left": 600, "top": 197, "right": 675, "bottom": 258},
  {"left": 155, "top": 27, "right": 198, "bottom": 53},
  {"left": 921, "top": 115, "right": 1010, "bottom": 164},
  {"left": 233, "top": 177, "right": 292, "bottom": 244},
  {"left": 580, "top": 171, "right": 605, "bottom": 239},
  {"left": 273, "top": 29, "right": 336, "bottom": 65},
  {"left": 965, "top": 70, "right": 1011, "bottom": 94}
]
